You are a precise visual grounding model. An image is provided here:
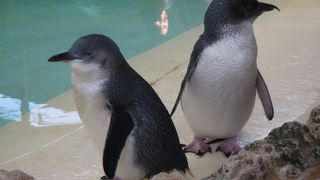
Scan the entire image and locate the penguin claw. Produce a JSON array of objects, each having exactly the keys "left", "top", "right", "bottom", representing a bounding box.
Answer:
[
  {"left": 183, "top": 137, "right": 212, "bottom": 156},
  {"left": 196, "top": 150, "right": 203, "bottom": 156},
  {"left": 224, "top": 152, "right": 232, "bottom": 158},
  {"left": 216, "top": 138, "right": 241, "bottom": 158},
  {"left": 194, "top": 146, "right": 212, "bottom": 156}
]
